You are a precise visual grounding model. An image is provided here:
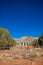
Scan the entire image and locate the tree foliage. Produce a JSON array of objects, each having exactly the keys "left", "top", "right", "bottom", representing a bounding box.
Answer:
[
  {"left": 32, "top": 39, "right": 39, "bottom": 47},
  {"left": 0, "top": 27, "right": 10, "bottom": 40},
  {"left": 38, "top": 33, "right": 43, "bottom": 46},
  {"left": 32, "top": 33, "right": 43, "bottom": 47},
  {"left": 0, "top": 27, "right": 16, "bottom": 50}
]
